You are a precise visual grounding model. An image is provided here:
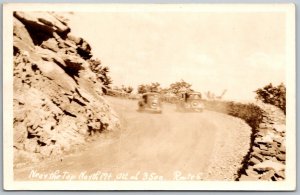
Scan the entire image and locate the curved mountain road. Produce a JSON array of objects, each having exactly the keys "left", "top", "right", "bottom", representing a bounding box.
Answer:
[{"left": 14, "top": 96, "right": 252, "bottom": 181}]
